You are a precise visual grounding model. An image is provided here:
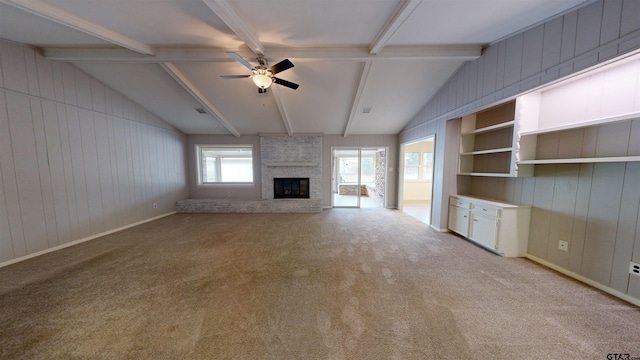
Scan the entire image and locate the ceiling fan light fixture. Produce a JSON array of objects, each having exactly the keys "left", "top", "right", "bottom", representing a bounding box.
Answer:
[
  {"left": 251, "top": 69, "right": 274, "bottom": 89},
  {"left": 222, "top": 52, "right": 298, "bottom": 91}
]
